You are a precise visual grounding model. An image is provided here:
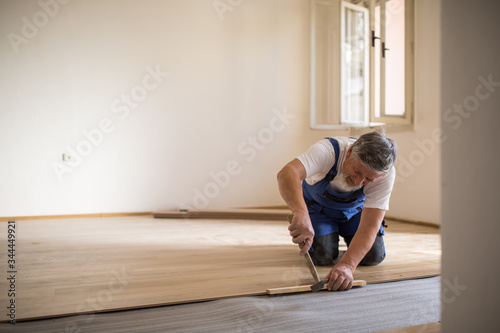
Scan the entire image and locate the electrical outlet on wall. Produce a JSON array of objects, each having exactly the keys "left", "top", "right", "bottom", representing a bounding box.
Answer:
[{"left": 62, "top": 153, "right": 72, "bottom": 162}]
